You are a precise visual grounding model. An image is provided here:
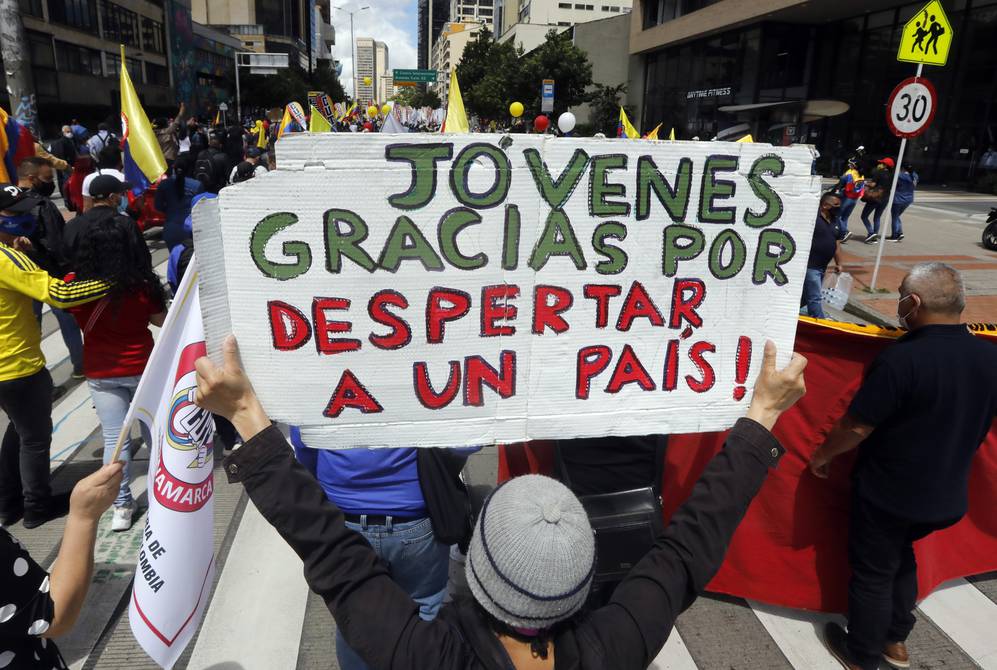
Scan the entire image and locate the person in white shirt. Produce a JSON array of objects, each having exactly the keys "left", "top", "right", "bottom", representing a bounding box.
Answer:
[
  {"left": 81, "top": 145, "right": 127, "bottom": 212},
  {"left": 228, "top": 147, "right": 269, "bottom": 184}
]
